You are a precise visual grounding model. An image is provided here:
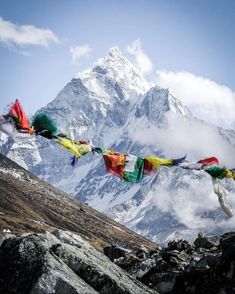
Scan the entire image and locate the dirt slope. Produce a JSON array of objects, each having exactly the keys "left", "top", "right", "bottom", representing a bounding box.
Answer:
[{"left": 0, "top": 154, "right": 157, "bottom": 251}]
